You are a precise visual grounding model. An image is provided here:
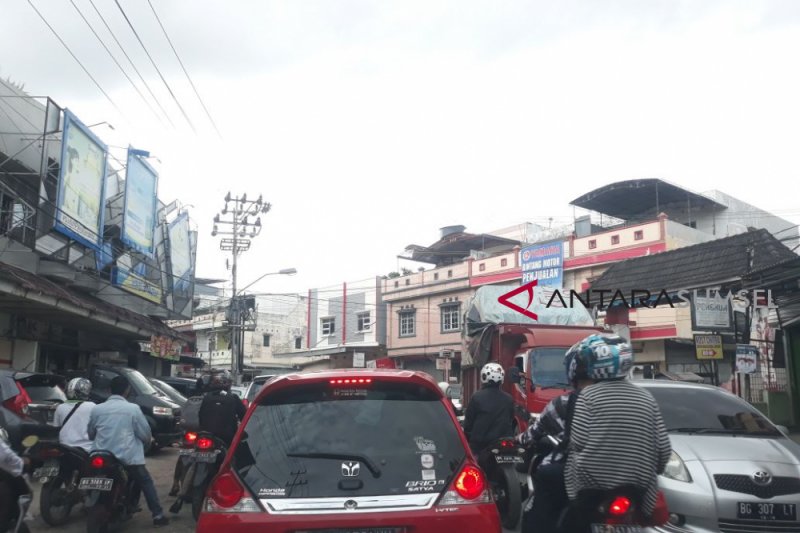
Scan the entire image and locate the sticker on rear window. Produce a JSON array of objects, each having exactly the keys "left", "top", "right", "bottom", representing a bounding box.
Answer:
[
  {"left": 414, "top": 436, "right": 436, "bottom": 452},
  {"left": 420, "top": 454, "right": 434, "bottom": 468},
  {"left": 258, "top": 488, "right": 286, "bottom": 497},
  {"left": 405, "top": 479, "right": 446, "bottom": 492},
  {"left": 421, "top": 469, "right": 436, "bottom": 481}
]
